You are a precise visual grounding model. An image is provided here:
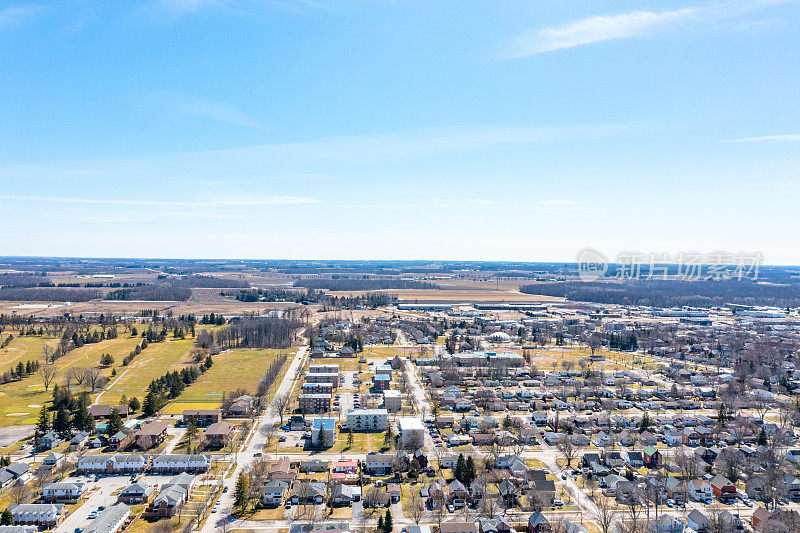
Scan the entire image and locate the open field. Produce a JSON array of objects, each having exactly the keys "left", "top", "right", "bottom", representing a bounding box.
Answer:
[
  {"left": 177, "top": 348, "right": 287, "bottom": 402},
  {"left": 0, "top": 333, "right": 152, "bottom": 425},
  {"left": 0, "top": 333, "right": 58, "bottom": 373},
  {"left": 99, "top": 337, "right": 197, "bottom": 405}
]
